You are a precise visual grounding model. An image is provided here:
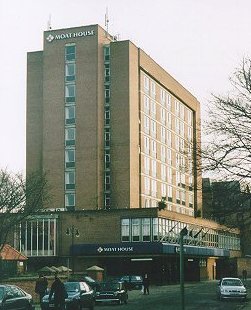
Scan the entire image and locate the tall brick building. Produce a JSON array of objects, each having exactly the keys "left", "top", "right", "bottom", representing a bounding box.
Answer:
[{"left": 20, "top": 24, "right": 241, "bottom": 281}]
